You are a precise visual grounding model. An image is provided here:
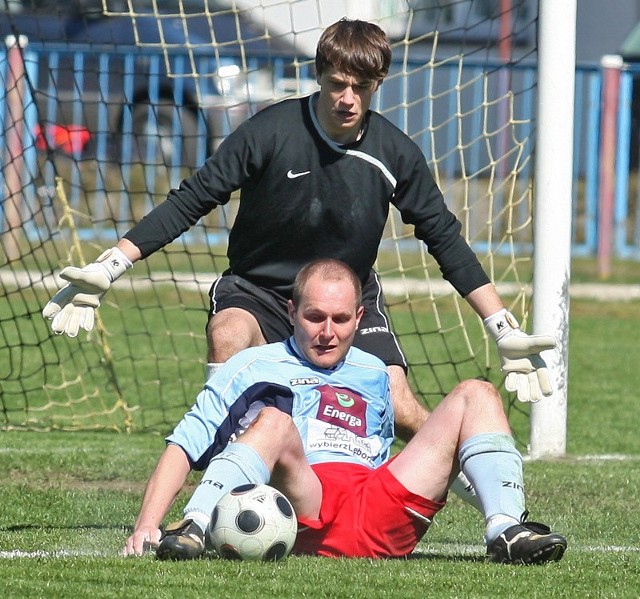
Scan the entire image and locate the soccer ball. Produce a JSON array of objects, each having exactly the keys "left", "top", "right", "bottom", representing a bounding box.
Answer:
[{"left": 207, "top": 483, "right": 298, "bottom": 561}]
